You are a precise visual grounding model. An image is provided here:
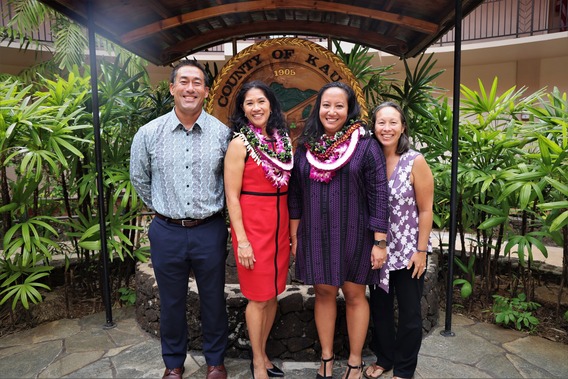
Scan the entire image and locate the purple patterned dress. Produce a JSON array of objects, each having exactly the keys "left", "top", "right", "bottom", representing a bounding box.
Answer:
[
  {"left": 288, "top": 138, "right": 389, "bottom": 286},
  {"left": 379, "top": 149, "right": 432, "bottom": 292}
]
